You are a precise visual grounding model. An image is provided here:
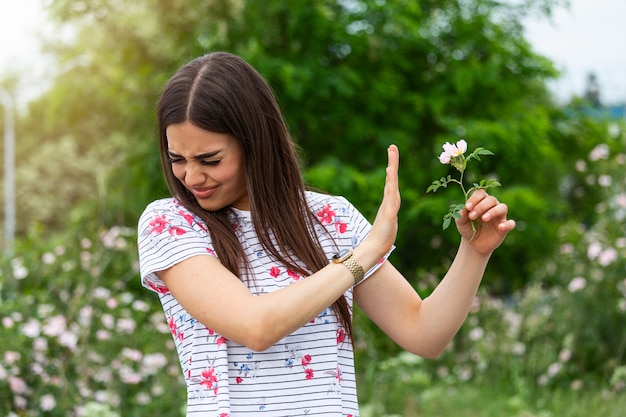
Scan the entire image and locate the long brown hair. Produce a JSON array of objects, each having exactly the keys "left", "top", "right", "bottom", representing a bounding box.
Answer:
[{"left": 156, "top": 52, "right": 353, "bottom": 342}]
